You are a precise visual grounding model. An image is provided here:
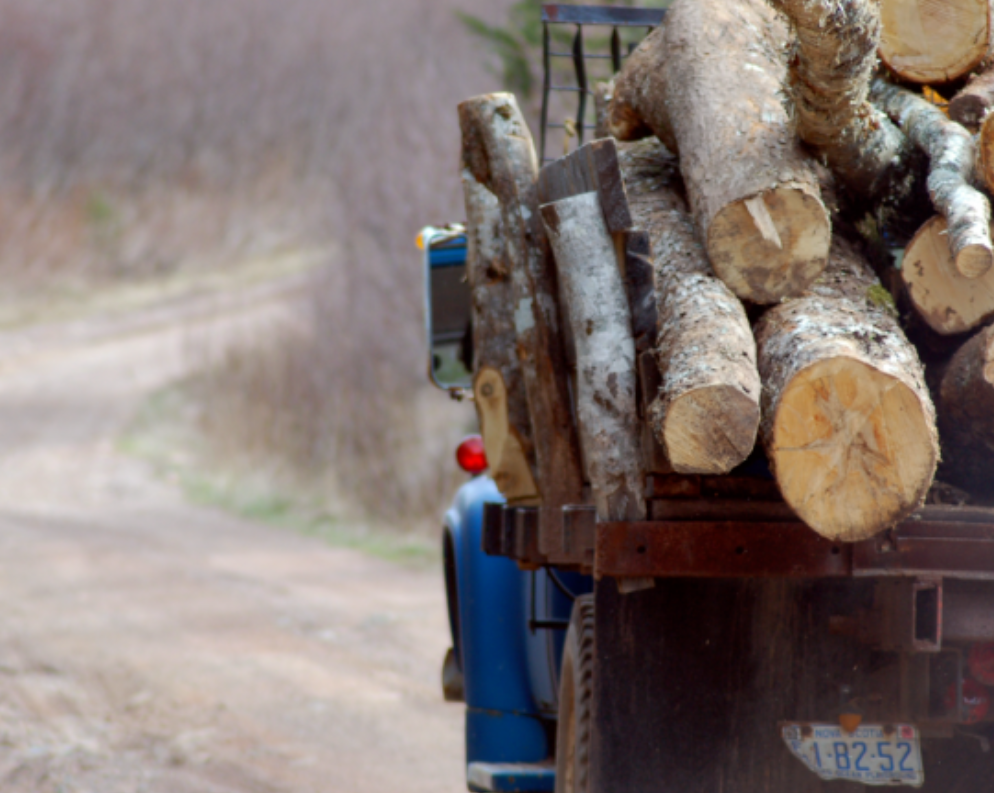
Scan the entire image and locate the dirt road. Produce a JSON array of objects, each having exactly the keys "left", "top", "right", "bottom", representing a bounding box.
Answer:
[{"left": 0, "top": 274, "right": 465, "bottom": 792}]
